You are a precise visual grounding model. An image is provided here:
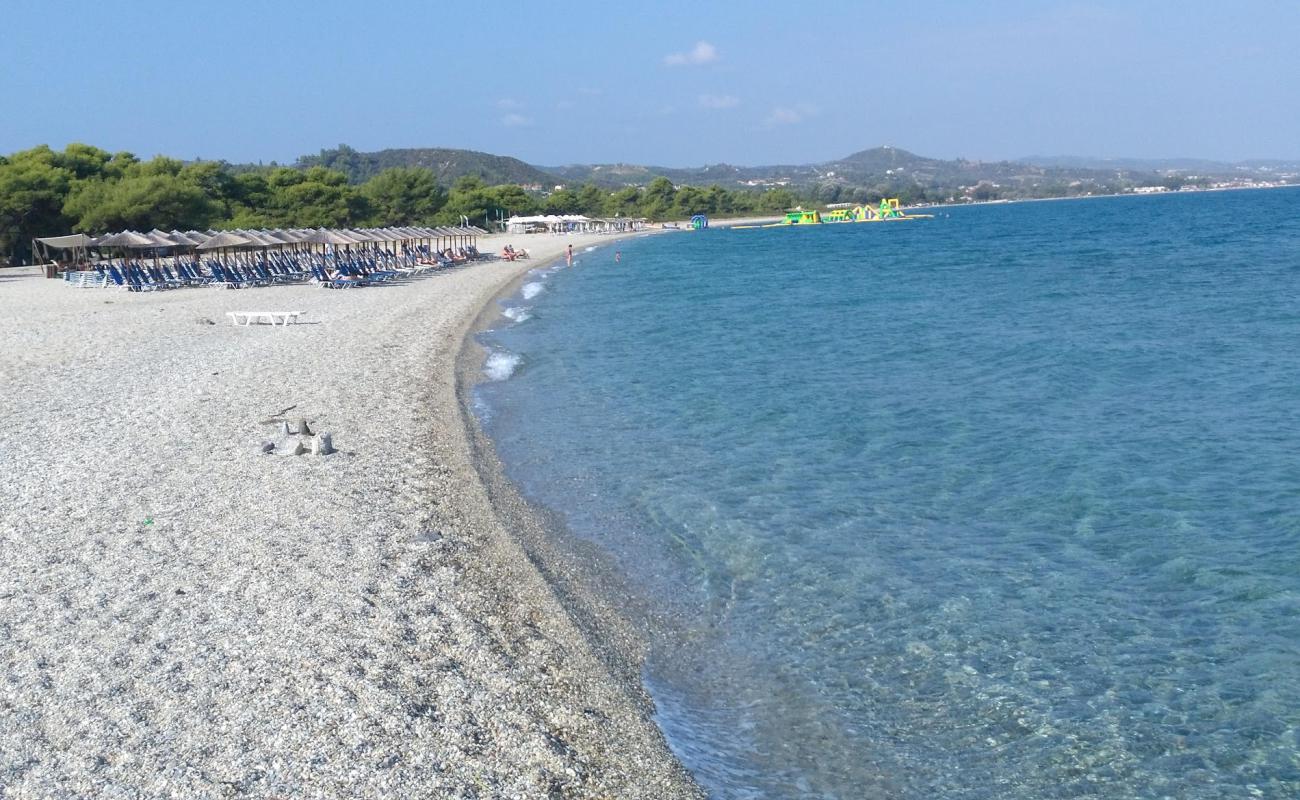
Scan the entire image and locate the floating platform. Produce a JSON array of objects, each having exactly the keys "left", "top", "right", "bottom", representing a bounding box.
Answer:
[{"left": 731, "top": 200, "right": 933, "bottom": 229}]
